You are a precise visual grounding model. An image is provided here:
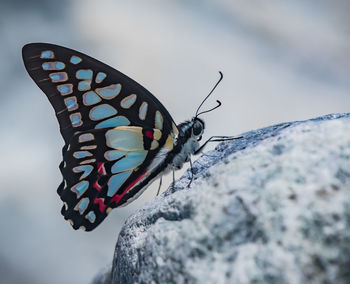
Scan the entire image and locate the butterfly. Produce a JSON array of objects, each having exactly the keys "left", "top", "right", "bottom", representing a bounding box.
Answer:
[{"left": 22, "top": 43, "right": 236, "bottom": 231}]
